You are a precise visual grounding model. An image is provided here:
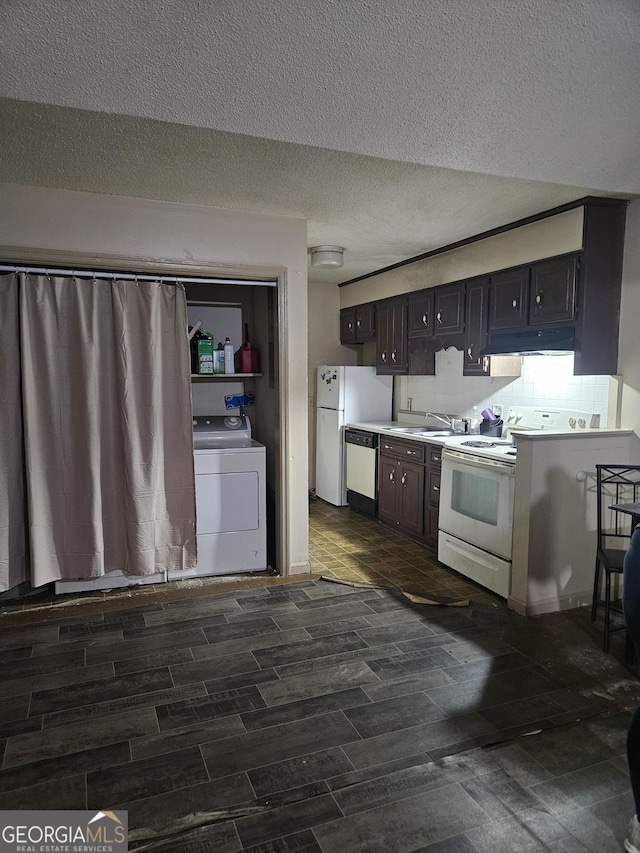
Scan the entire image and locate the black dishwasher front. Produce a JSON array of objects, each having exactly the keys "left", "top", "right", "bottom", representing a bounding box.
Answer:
[{"left": 344, "top": 429, "right": 378, "bottom": 517}]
